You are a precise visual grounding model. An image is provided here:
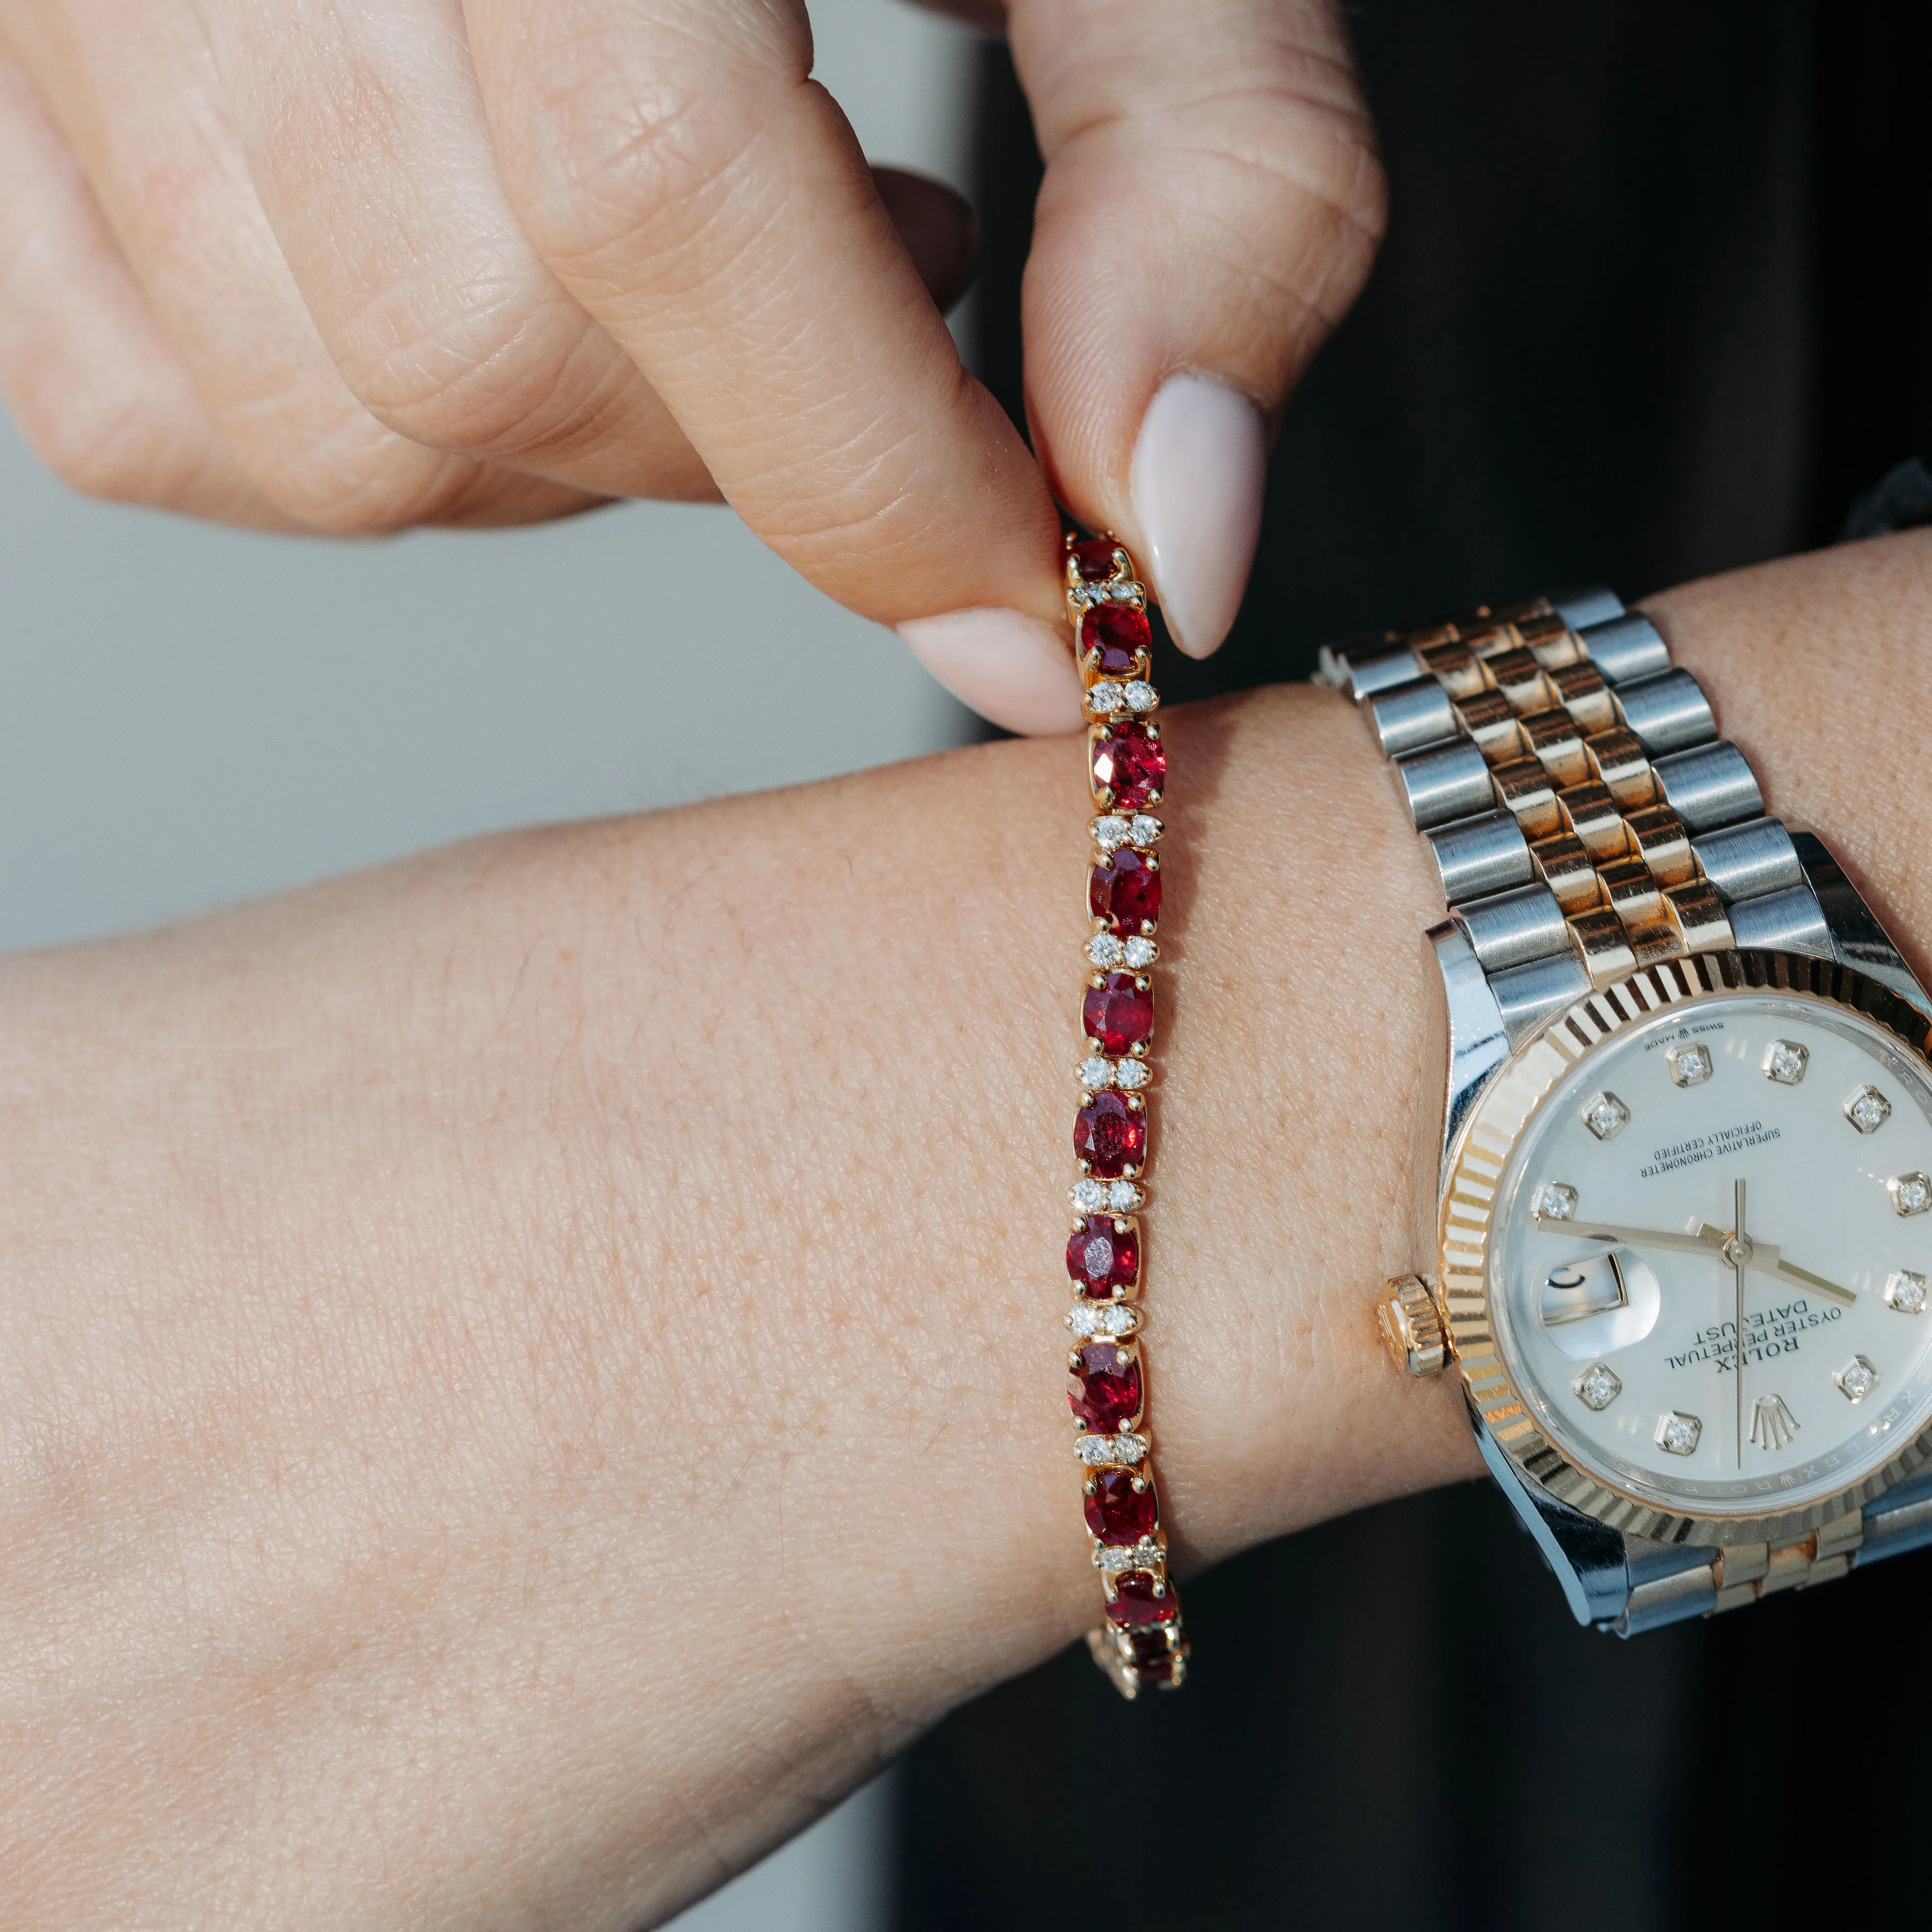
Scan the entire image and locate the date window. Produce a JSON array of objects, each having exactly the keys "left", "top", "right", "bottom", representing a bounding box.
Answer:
[{"left": 1542, "top": 1254, "right": 1631, "bottom": 1327}]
